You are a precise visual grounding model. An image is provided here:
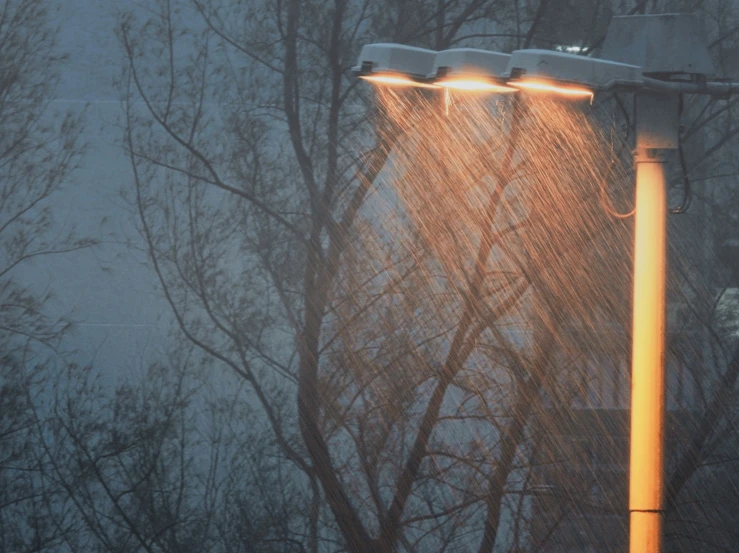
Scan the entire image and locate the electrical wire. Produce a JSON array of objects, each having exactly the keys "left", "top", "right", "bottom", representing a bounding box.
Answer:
[
  {"left": 600, "top": 93, "right": 635, "bottom": 219},
  {"left": 670, "top": 94, "right": 692, "bottom": 214}
]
